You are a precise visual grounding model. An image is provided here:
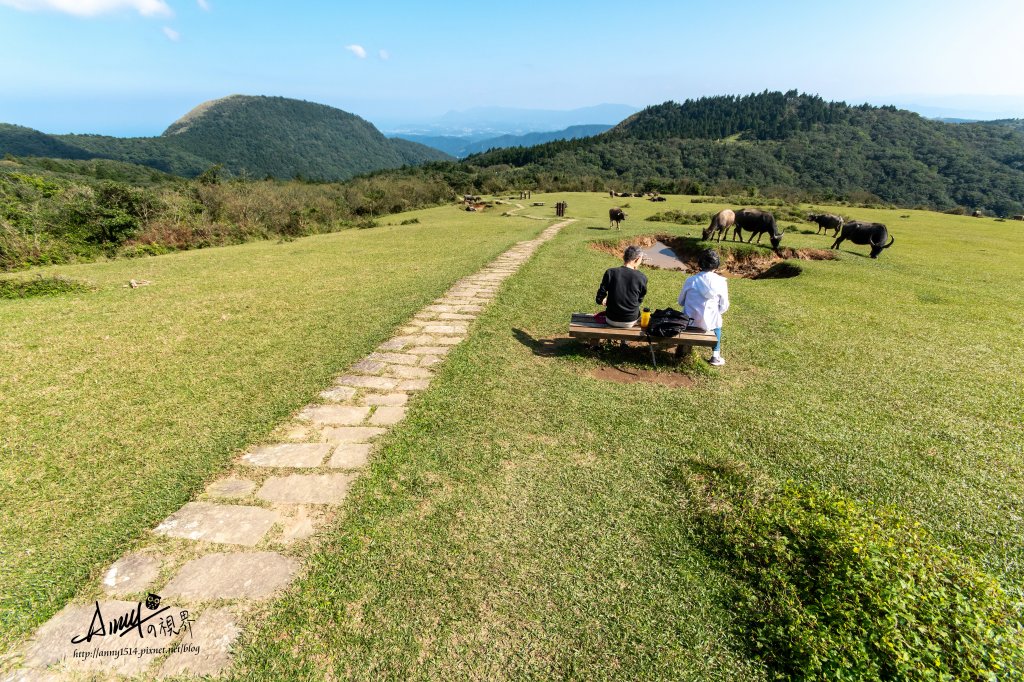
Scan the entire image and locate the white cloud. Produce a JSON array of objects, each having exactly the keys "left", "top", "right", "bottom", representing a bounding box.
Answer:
[
  {"left": 196, "top": 0, "right": 209, "bottom": 10},
  {"left": 162, "top": 25, "right": 179, "bottom": 41},
  {"left": 345, "top": 44, "right": 367, "bottom": 59},
  {"left": 378, "top": 49, "right": 390, "bottom": 61},
  {"left": 0, "top": 0, "right": 173, "bottom": 17}
]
